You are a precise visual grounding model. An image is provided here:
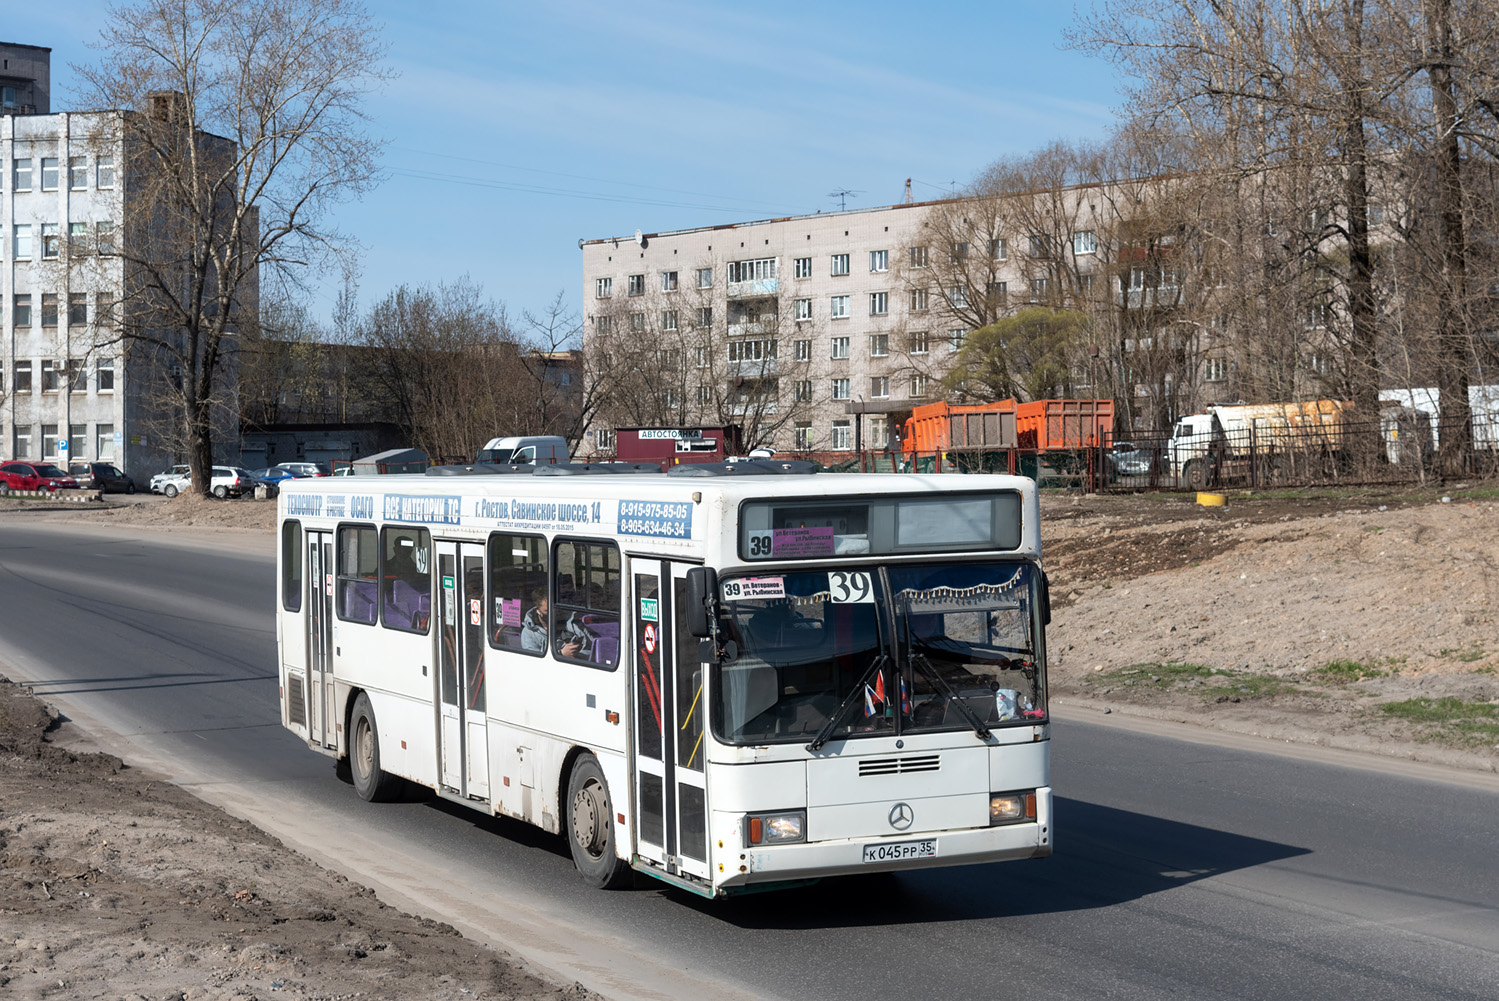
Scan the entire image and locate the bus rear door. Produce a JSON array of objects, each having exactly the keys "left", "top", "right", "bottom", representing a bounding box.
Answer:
[
  {"left": 306, "top": 529, "right": 336, "bottom": 750},
  {"left": 435, "top": 540, "right": 490, "bottom": 799}
]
